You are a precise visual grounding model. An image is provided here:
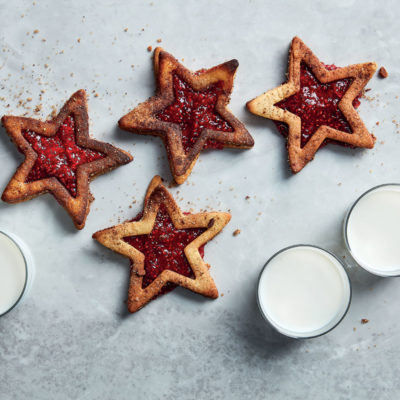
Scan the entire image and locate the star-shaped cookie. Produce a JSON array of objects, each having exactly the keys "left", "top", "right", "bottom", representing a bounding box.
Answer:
[
  {"left": 247, "top": 36, "right": 377, "bottom": 173},
  {"left": 93, "top": 175, "right": 231, "bottom": 313},
  {"left": 1, "top": 89, "right": 133, "bottom": 229},
  {"left": 119, "top": 48, "right": 254, "bottom": 184}
]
